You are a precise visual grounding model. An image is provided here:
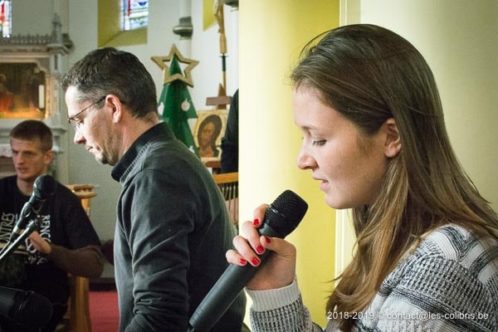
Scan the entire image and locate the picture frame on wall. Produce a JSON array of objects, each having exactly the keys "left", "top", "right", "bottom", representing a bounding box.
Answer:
[
  {"left": 0, "top": 62, "right": 47, "bottom": 119},
  {"left": 194, "top": 109, "right": 228, "bottom": 159}
]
